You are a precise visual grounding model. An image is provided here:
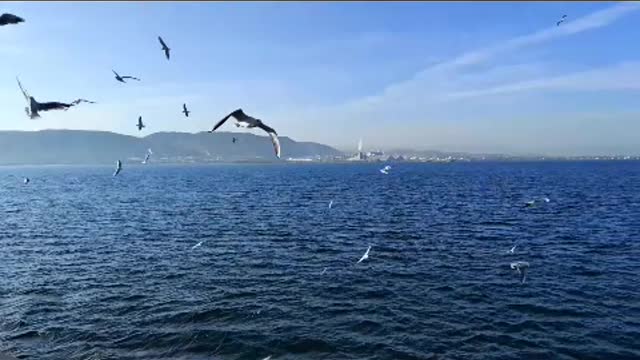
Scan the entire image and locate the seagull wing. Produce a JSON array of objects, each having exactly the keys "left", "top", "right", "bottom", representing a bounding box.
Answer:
[
  {"left": 256, "top": 122, "right": 281, "bottom": 158},
  {"left": 165, "top": 48, "right": 170, "bottom": 60},
  {"left": 112, "top": 70, "right": 120, "bottom": 78},
  {"left": 158, "top": 36, "right": 167, "bottom": 49},
  {"left": 70, "top": 99, "right": 96, "bottom": 105},
  {"left": 16, "top": 77, "right": 30, "bottom": 102},
  {"left": 210, "top": 112, "right": 236, "bottom": 132},
  {"left": 123, "top": 76, "right": 141, "bottom": 81}
]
